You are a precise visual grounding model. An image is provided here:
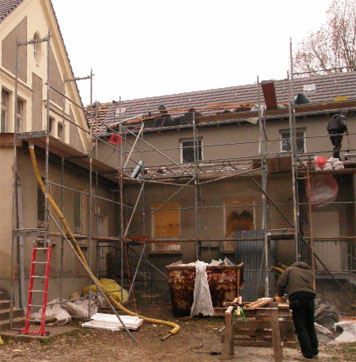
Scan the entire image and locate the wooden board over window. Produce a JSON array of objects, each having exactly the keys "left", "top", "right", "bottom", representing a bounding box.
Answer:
[{"left": 152, "top": 202, "right": 180, "bottom": 253}]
